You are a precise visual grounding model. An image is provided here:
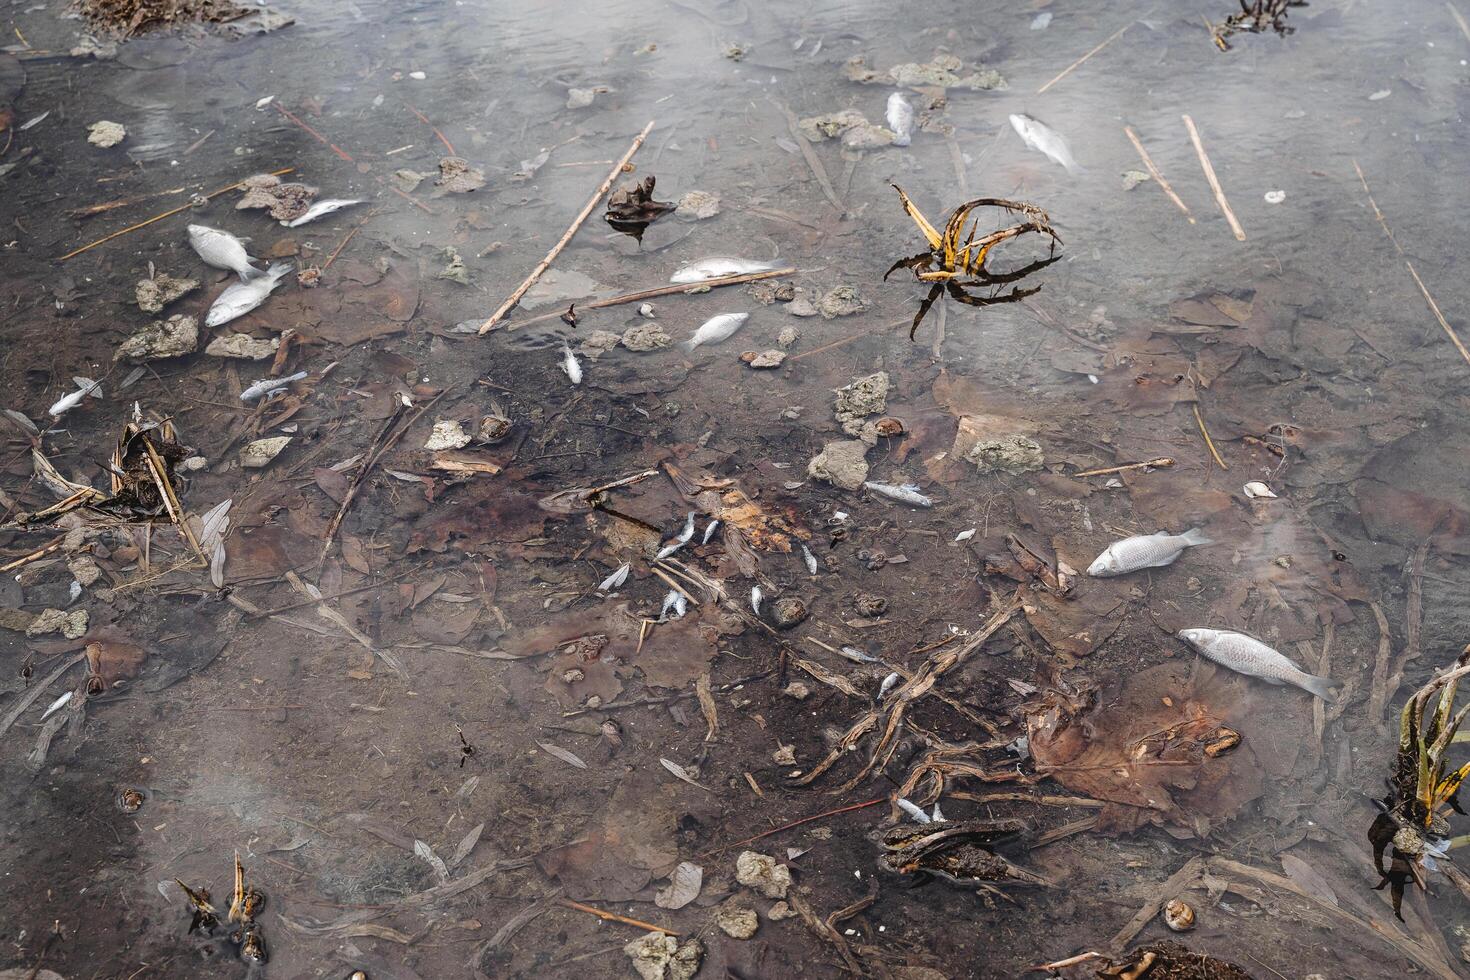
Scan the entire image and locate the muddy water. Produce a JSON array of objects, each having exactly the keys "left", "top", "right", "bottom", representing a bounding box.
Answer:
[{"left": 2, "top": 1, "right": 1469, "bottom": 978}]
